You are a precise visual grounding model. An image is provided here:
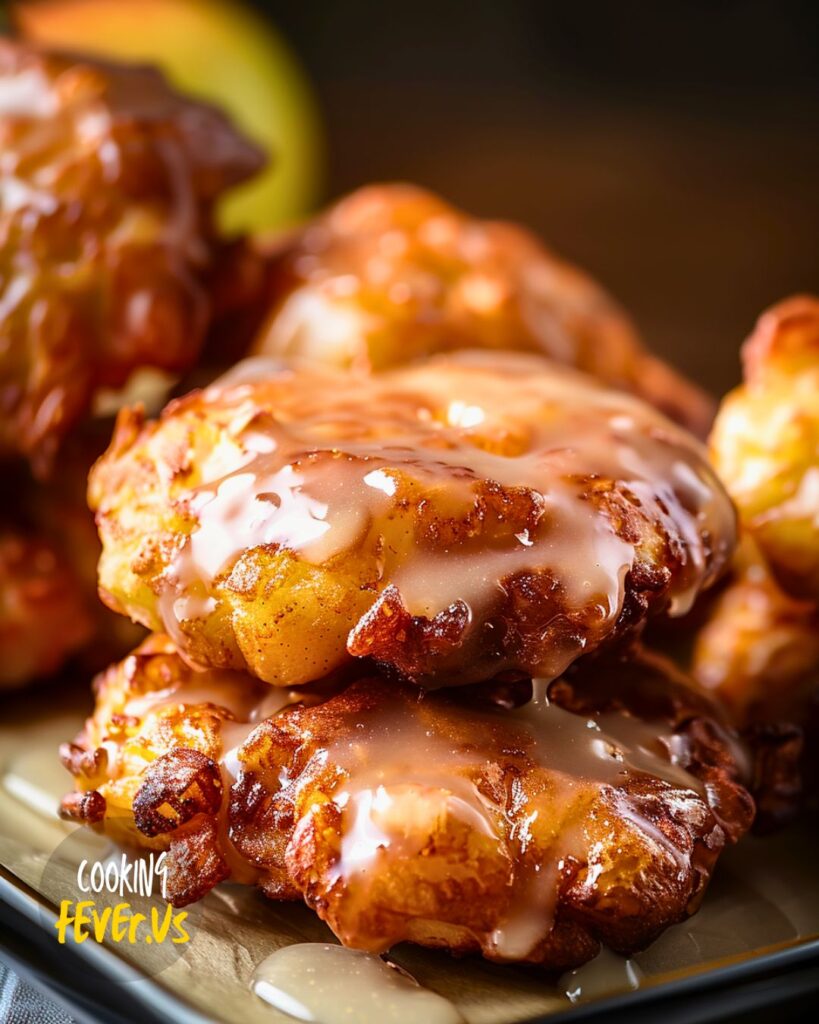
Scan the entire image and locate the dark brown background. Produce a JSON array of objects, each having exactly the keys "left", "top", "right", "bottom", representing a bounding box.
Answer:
[{"left": 257, "top": 0, "right": 819, "bottom": 397}]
